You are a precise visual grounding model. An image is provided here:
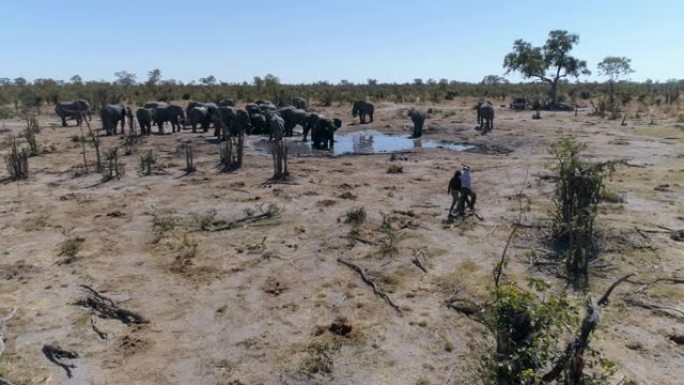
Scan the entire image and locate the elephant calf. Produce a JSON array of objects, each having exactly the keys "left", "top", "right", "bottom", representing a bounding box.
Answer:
[
  {"left": 292, "top": 96, "right": 307, "bottom": 110},
  {"left": 136, "top": 108, "right": 156, "bottom": 136},
  {"left": 311, "top": 116, "right": 342, "bottom": 150},
  {"left": 352, "top": 100, "right": 374, "bottom": 124},
  {"left": 408, "top": 108, "right": 427, "bottom": 138}
]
